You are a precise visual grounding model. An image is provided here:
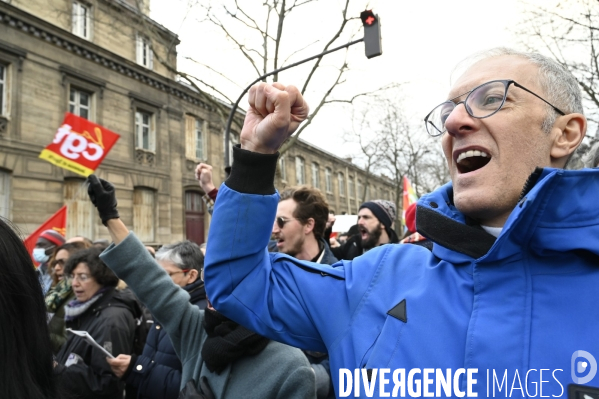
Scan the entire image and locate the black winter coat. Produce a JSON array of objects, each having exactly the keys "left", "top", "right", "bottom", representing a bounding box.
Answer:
[
  {"left": 125, "top": 280, "right": 207, "bottom": 399},
  {"left": 55, "top": 287, "right": 142, "bottom": 399},
  {"left": 330, "top": 234, "right": 363, "bottom": 261}
]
